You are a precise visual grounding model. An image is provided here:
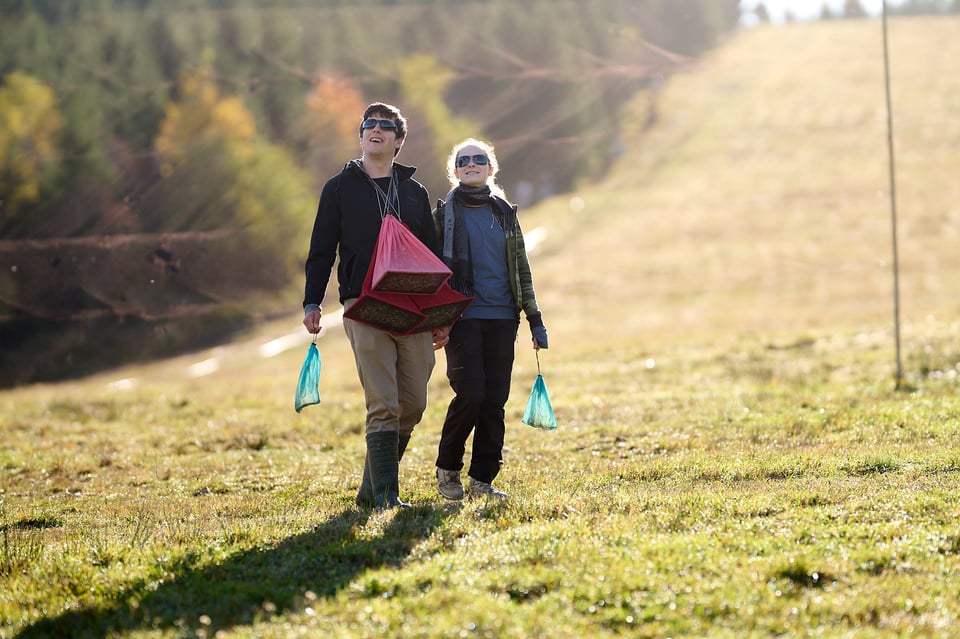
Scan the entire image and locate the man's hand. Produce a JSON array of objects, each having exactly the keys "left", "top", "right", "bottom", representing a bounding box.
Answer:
[{"left": 303, "top": 309, "right": 322, "bottom": 334}]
